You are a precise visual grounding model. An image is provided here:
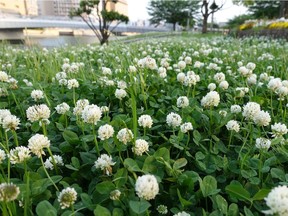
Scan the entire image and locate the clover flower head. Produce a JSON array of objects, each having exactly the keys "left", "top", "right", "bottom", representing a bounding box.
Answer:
[
  {"left": 0, "top": 183, "right": 20, "bottom": 202},
  {"left": 138, "top": 115, "right": 153, "bottom": 128},
  {"left": 117, "top": 128, "right": 134, "bottom": 144},
  {"left": 58, "top": 187, "right": 77, "bottom": 209},
  {"left": 94, "top": 154, "right": 115, "bottom": 175},
  {"left": 135, "top": 174, "right": 159, "bottom": 200},
  {"left": 98, "top": 124, "right": 114, "bottom": 140},
  {"left": 263, "top": 185, "right": 288, "bottom": 215}
]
